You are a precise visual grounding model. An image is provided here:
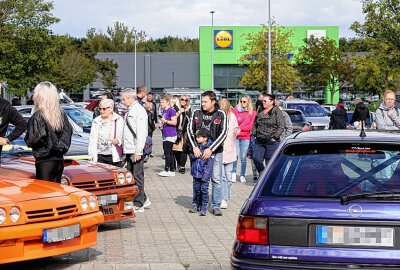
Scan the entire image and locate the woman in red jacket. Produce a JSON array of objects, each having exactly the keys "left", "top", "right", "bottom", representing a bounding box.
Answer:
[{"left": 232, "top": 96, "right": 257, "bottom": 183}]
